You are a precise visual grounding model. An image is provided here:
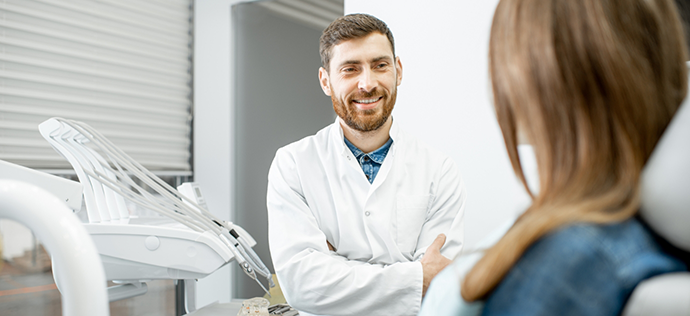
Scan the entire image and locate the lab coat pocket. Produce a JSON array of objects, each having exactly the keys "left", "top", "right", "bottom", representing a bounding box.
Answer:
[{"left": 395, "top": 194, "right": 432, "bottom": 253}]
